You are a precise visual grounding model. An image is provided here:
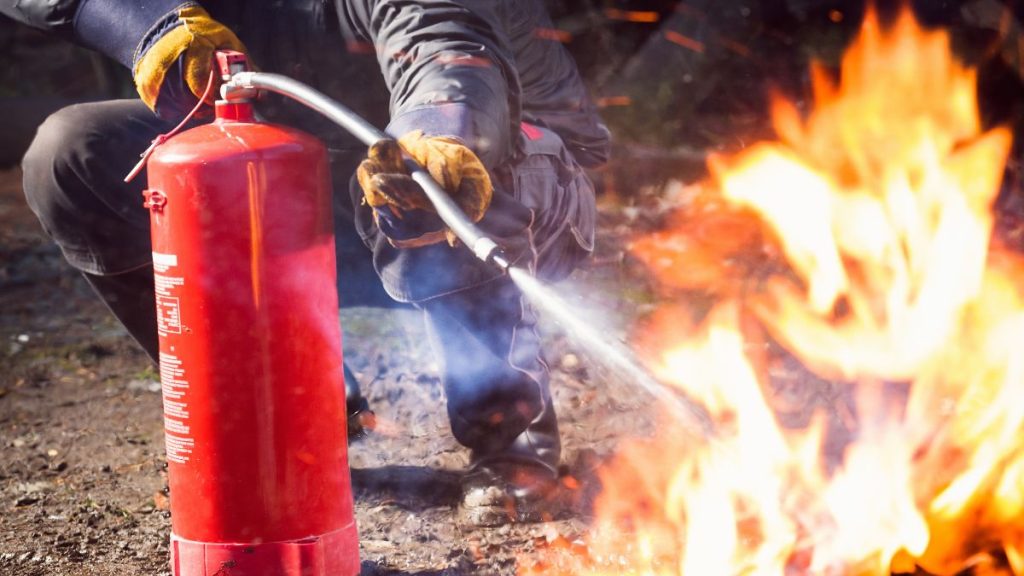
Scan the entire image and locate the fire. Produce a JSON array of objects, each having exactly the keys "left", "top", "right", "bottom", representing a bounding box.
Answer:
[{"left": 528, "top": 8, "right": 1024, "bottom": 576}]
